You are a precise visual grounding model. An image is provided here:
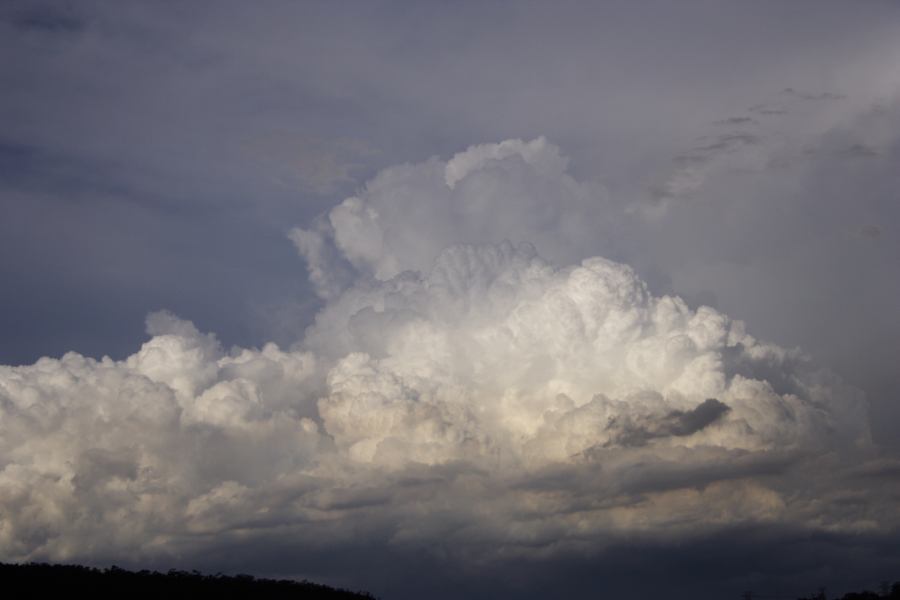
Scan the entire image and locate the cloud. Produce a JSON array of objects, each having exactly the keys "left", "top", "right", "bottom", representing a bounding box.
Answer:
[
  {"left": 290, "top": 138, "right": 613, "bottom": 297},
  {"left": 859, "top": 224, "right": 882, "bottom": 239},
  {"left": 636, "top": 103, "right": 796, "bottom": 219},
  {"left": 4, "top": 3, "right": 84, "bottom": 34},
  {"left": 782, "top": 87, "right": 846, "bottom": 101},
  {"left": 713, "top": 117, "right": 759, "bottom": 126},
  {"left": 307, "top": 236, "right": 868, "bottom": 468},
  {"left": 602, "top": 397, "right": 731, "bottom": 448},
  {"left": 0, "top": 139, "right": 887, "bottom": 597},
  {"left": 748, "top": 104, "right": 788, "bottom": 116},
  {"left": 240, "top": 134, "right": 378, "bottom": 195},
  {"left": 2, "top": 2, "right": 899, "bottom": 593},
  {"left": 617, "top": 95, "right": 900, "bottom": 461}
]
